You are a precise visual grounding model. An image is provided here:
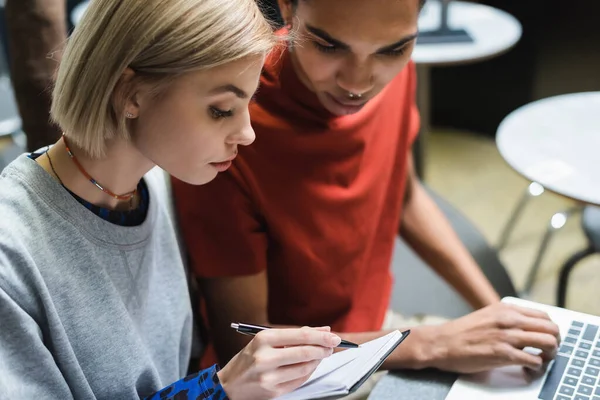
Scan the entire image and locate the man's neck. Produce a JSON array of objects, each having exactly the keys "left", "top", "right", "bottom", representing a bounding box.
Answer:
[{"left": 37, "top": 137, "right": 154, "bottom": 211}]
